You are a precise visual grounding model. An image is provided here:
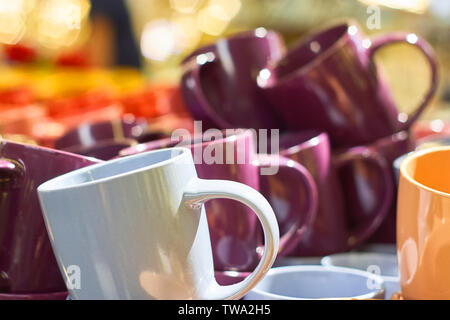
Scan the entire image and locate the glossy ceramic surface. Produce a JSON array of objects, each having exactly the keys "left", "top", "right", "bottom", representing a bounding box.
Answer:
[
  {"left": 0, "top": 140, "right": 100, "bottom": 293},
  {"left": 120, "top": 129, "right": 317, "bottom": 271},
  {"left": 54, "top": 117, "right": 148, "bottom": 150},
  {"left": 63, "top": 138, "right": 137, "bottom": 160},
  {"left": 260, "top": 21, "right": 438, "bottom": 147},
  {"left": 265, "top": 131, "right": 392, "bottom": 256},
  {"left": 397, "top": 146, "right": 450, "bottom": 299},
  {"left": 321, "top": 252, "right": 400, "bottom": 299},
  {"left": 337, "top": 131, "right": 415, "bottom": 244},
  {"left": 244, "top": 265, "right": 385, "bottom": 300},
  {"left": 38, "top": 148, "right": 279, "bottom": 300},
  {"left": 181, "top": 29, "right": 286, "bottom": 130}
]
